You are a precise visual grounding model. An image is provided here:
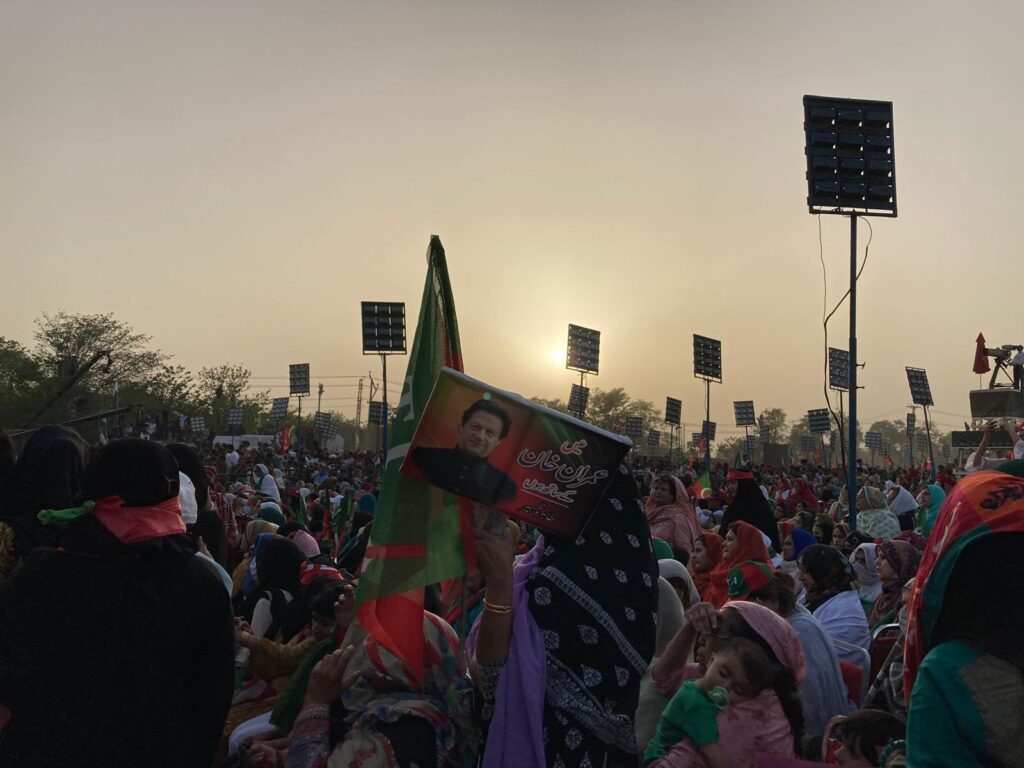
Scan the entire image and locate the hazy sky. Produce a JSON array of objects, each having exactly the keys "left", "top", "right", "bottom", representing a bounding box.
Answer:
[{"left": 3, "top": 1, "right": 1023, "bottom": 439}]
